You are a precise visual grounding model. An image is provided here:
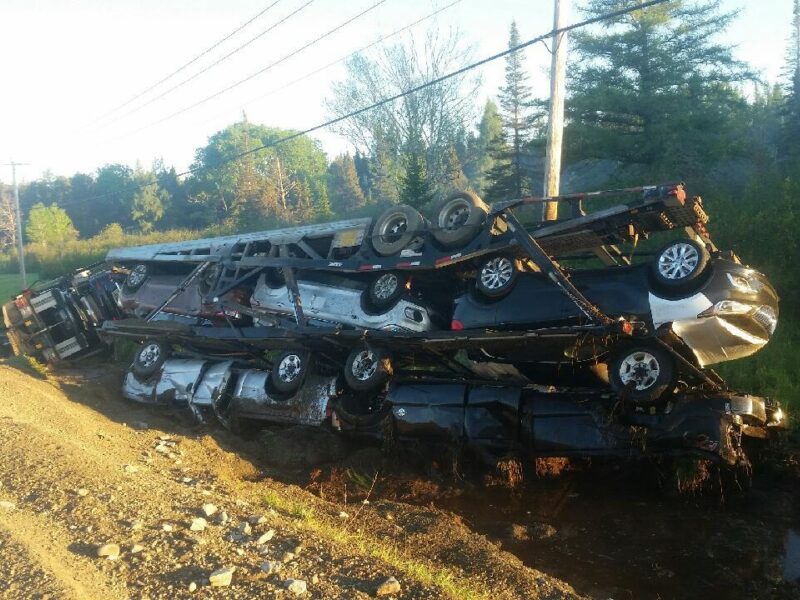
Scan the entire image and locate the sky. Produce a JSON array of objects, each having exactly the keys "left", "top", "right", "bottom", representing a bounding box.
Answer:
[{"left": 0, "top": 0, "right": 792, "bottom": 182}]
